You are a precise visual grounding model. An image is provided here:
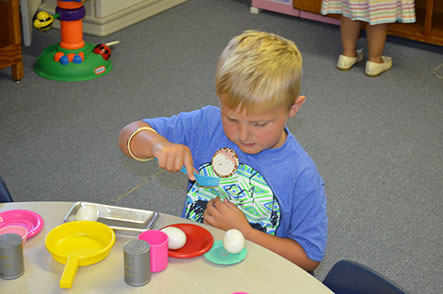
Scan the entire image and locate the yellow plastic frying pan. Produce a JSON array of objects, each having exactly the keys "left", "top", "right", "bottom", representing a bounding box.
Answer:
[{"left": 45, "top": 221, "right": 116, "bottom": 288}]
